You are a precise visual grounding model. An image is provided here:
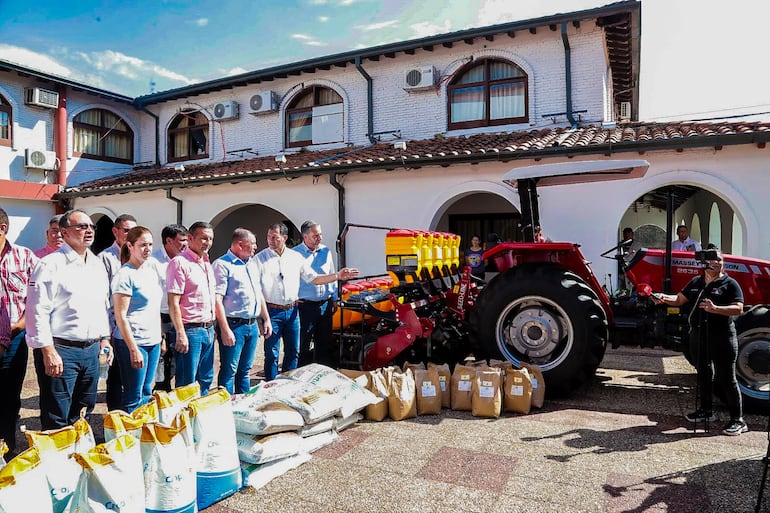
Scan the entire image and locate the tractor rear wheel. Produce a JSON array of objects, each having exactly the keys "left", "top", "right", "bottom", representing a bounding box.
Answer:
[
  {"left": 735, "top": 306, "right": 770, "bottom": 412},
  {"left": 471, "top": 265, "right": 608, "bottom": 396}
]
